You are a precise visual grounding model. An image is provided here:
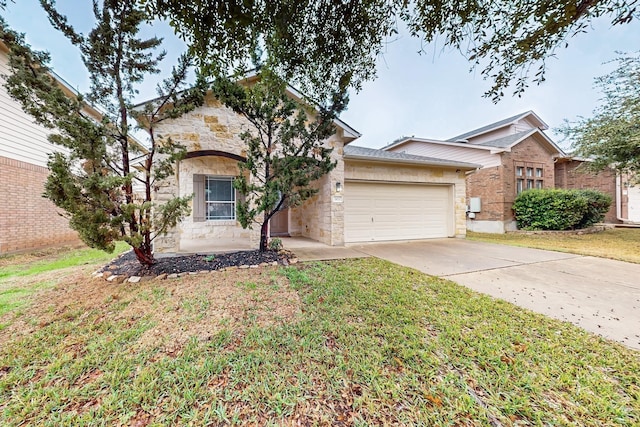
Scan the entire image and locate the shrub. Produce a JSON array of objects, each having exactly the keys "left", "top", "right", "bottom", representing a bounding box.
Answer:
[
  {"left": 513, "top": 189, "right": 587, "bottom": 230},
  {"left": 268, "top": 238, "right": 283, "bottom": 251},
  {"left": 574, "top": 189, "right": 612, "bottom": 228},
  {"left": 513, "top": 189, "right": 612, "bottom": 230}
]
